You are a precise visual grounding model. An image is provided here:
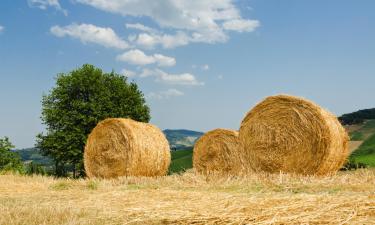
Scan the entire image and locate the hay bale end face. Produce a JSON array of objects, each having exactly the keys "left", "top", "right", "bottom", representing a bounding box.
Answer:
[
  {"left": 193, "top": 129, "right": 244, "bottom": 175},
  {"left": 239, "top": 95, "right": 349, "bottom": 175},
  {"left": 84, "top": 118, "right": 171, "bottom": 178}
]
